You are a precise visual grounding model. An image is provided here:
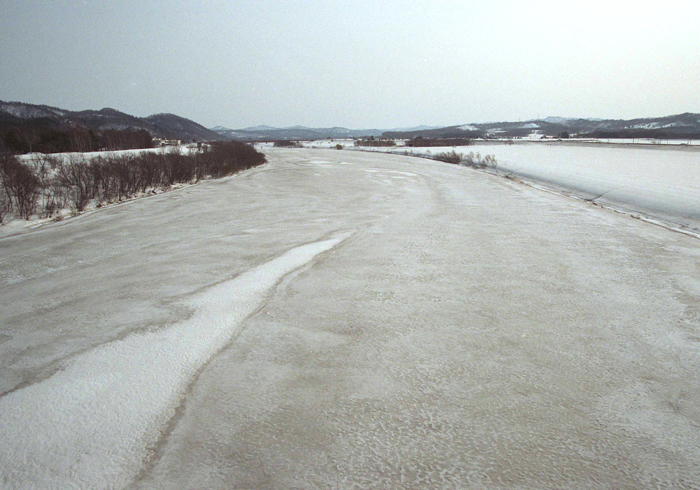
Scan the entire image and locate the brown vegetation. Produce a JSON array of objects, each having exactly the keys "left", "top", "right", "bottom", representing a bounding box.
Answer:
[
  {"left": 273, "top": 140, "right": 302, "bottom": 148},
  {"left": 433, "top": 150, "right": 497, "bottom": 168},
  {"left": 354, "top": 139, "right": 396, "bottom": 147},
  {"left": 0, "top": 141, "right": 266, "bottom": 222}
]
